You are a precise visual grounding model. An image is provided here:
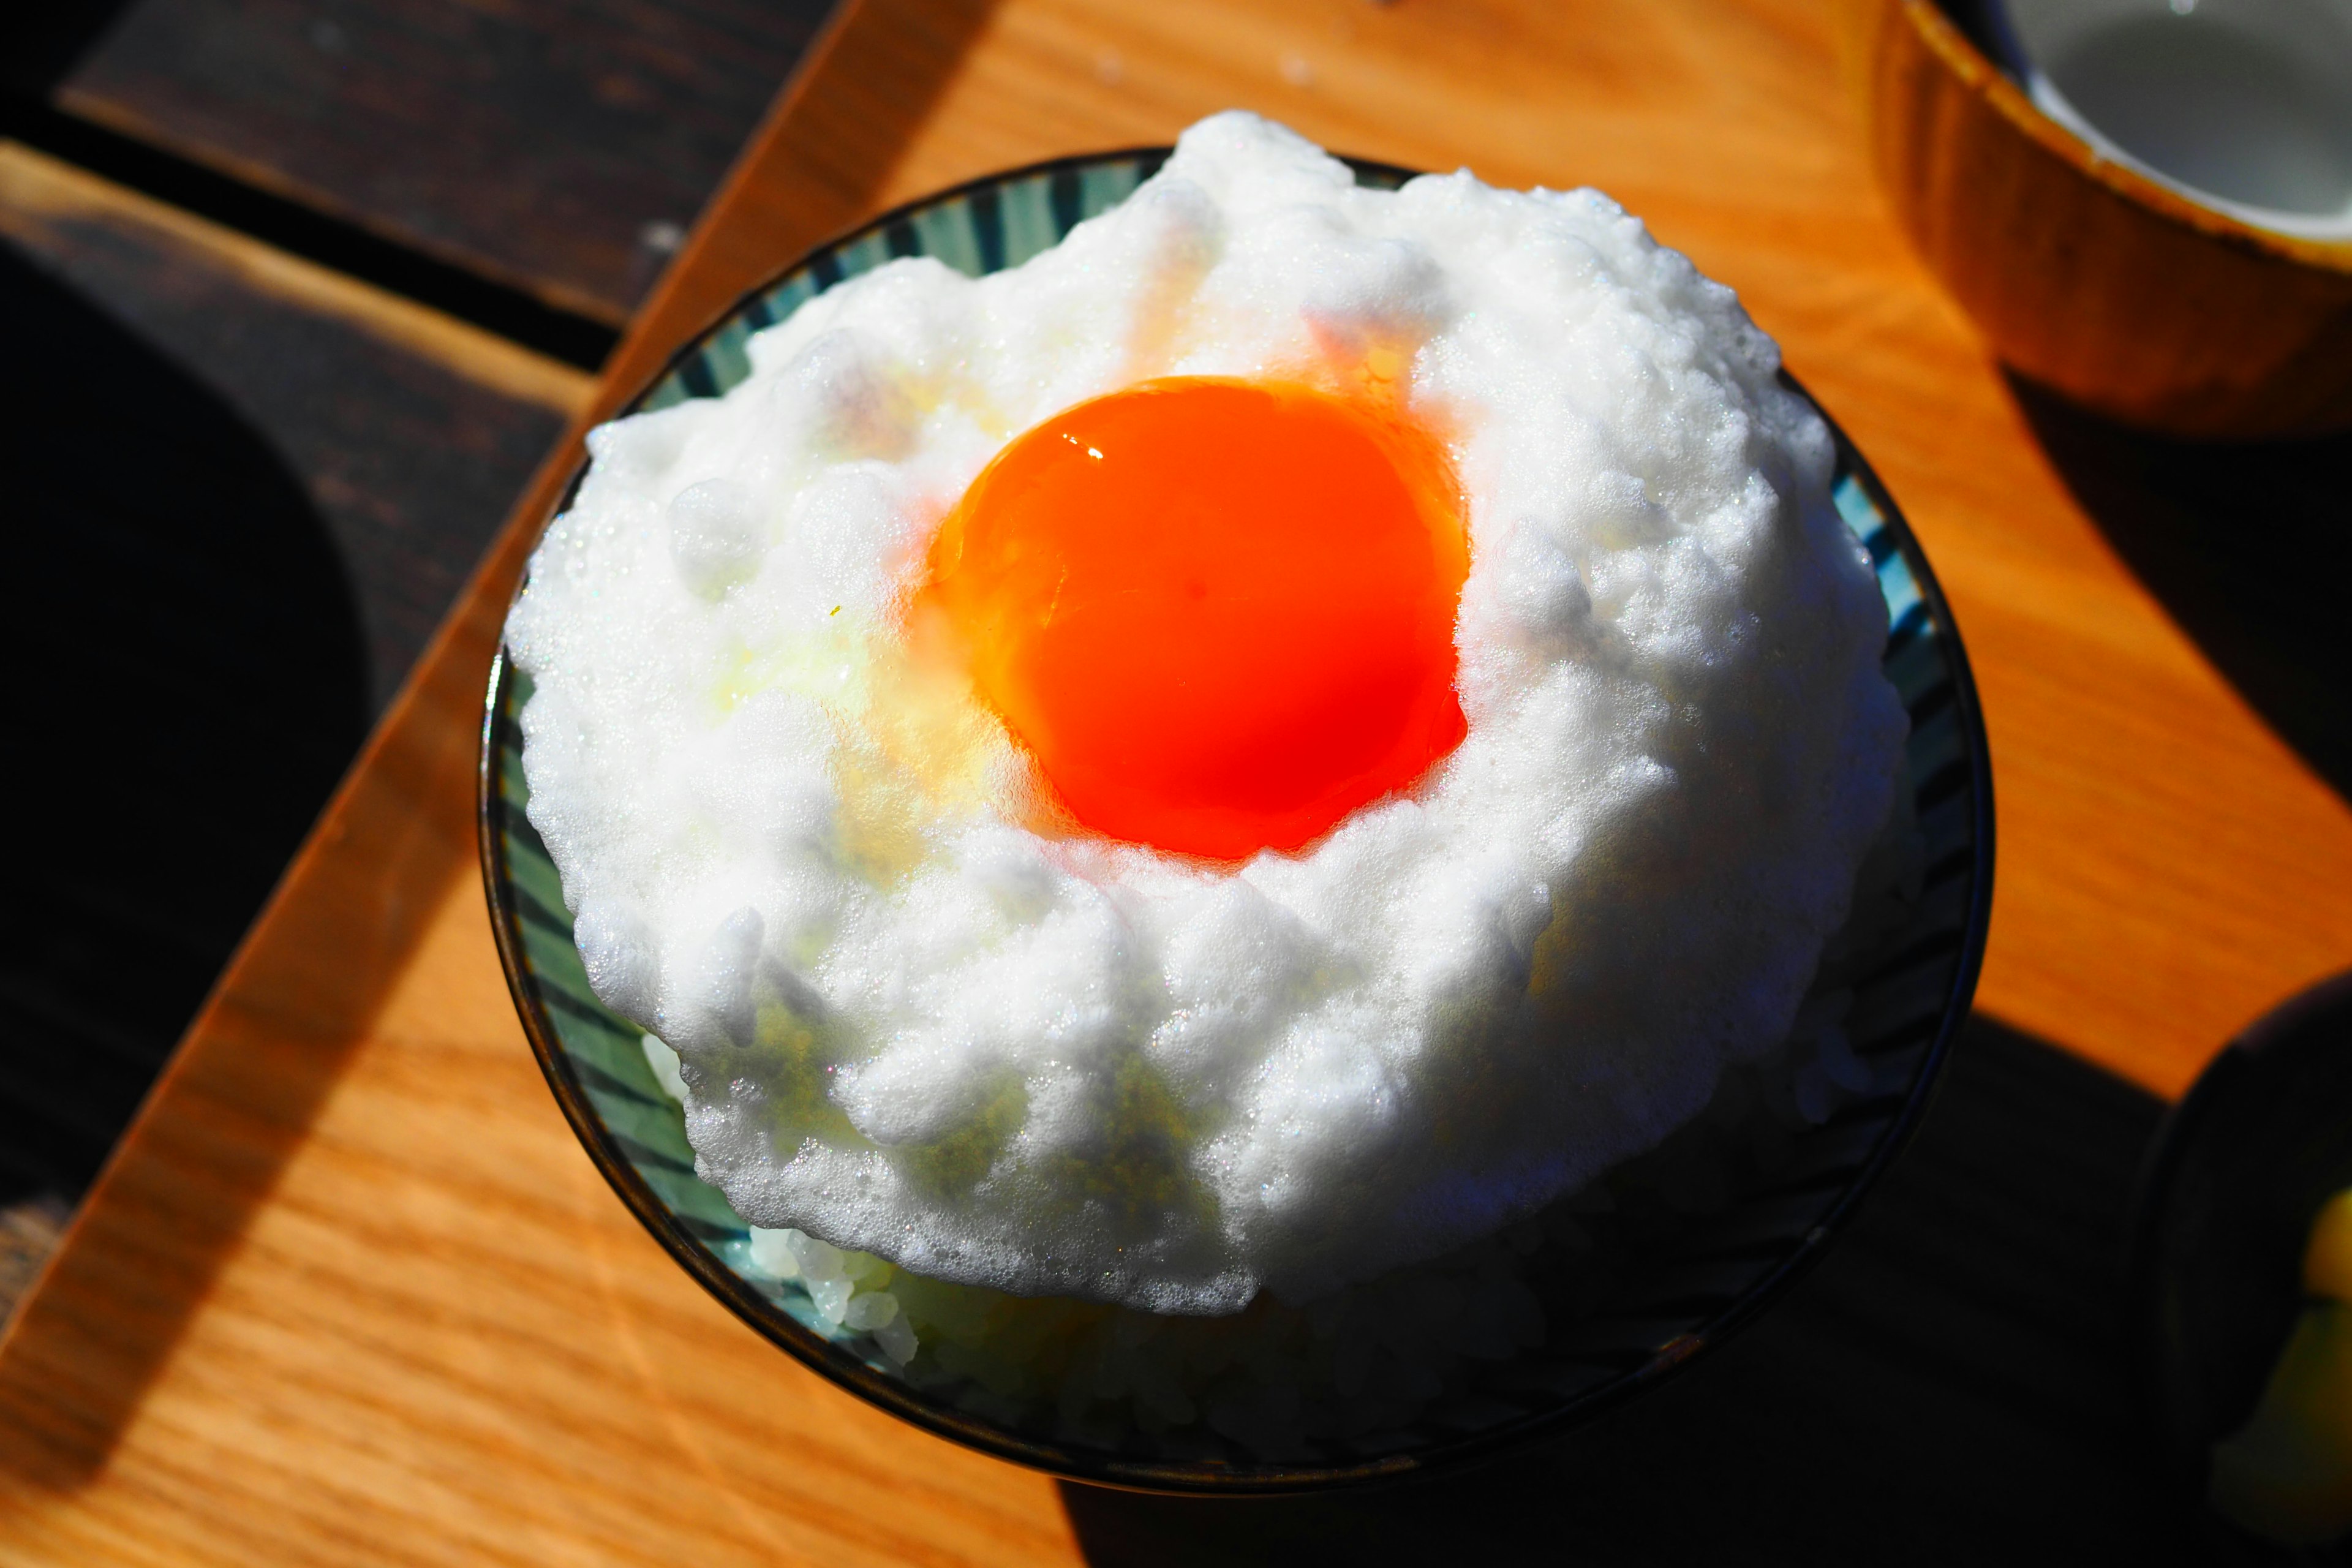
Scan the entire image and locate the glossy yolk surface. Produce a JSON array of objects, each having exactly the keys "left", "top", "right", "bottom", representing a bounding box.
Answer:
[{"left": 918, "top": 377, "right": 1469, "bottom": 859}]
